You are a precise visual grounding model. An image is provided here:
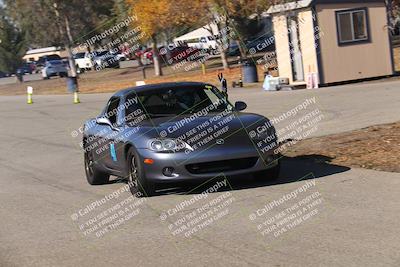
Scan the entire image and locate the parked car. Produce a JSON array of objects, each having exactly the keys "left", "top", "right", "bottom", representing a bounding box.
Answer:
[
  {"left": 246, "top": 37, "right": 275, "bottom": 53},
  {"left": 61, "top": 58, "right": 70, "bottom": 68},
  {"left": 226, "top": 38, "right": 275, "bottom": 57},
  {"left": 36, "top": 54, "right": 62, "bottom": 73},
  {"left": 16, "top": 63, "right": 33, "bottom": 75},
  {"left": 82, "top": 82, "right": 280, "bottom": 196},
  {"left": 160, "top": 46, "right": 203, "bottom": 63},
  {"left": 227, "top": 43, "right": 241, "bottom": 57},
  {"left": 41, "top": 60, "right": 68, "bottom": 79},
  {"left": 110, "top": 50, "right": 127, "bottom": 62},
  {"left": 74, "top": 52, "right": 93, "bottom": 73},
  {"left": 132, "top": 47, "right": 153, "bottom": 64},
  {"left": 142, "top": 48, "right": 153, "bottom": 60},
  {"left": 92, "top": 51, "right": 120, "bottom": 70},
  {"left": 37, "top": 54, "right": 62, "bottom": 66},
  {"left": 28, "top": 62, "right": 37, "bottom": 73},
  {"left": 0, "top": 71, "right": 10, "bottom": 78}
]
